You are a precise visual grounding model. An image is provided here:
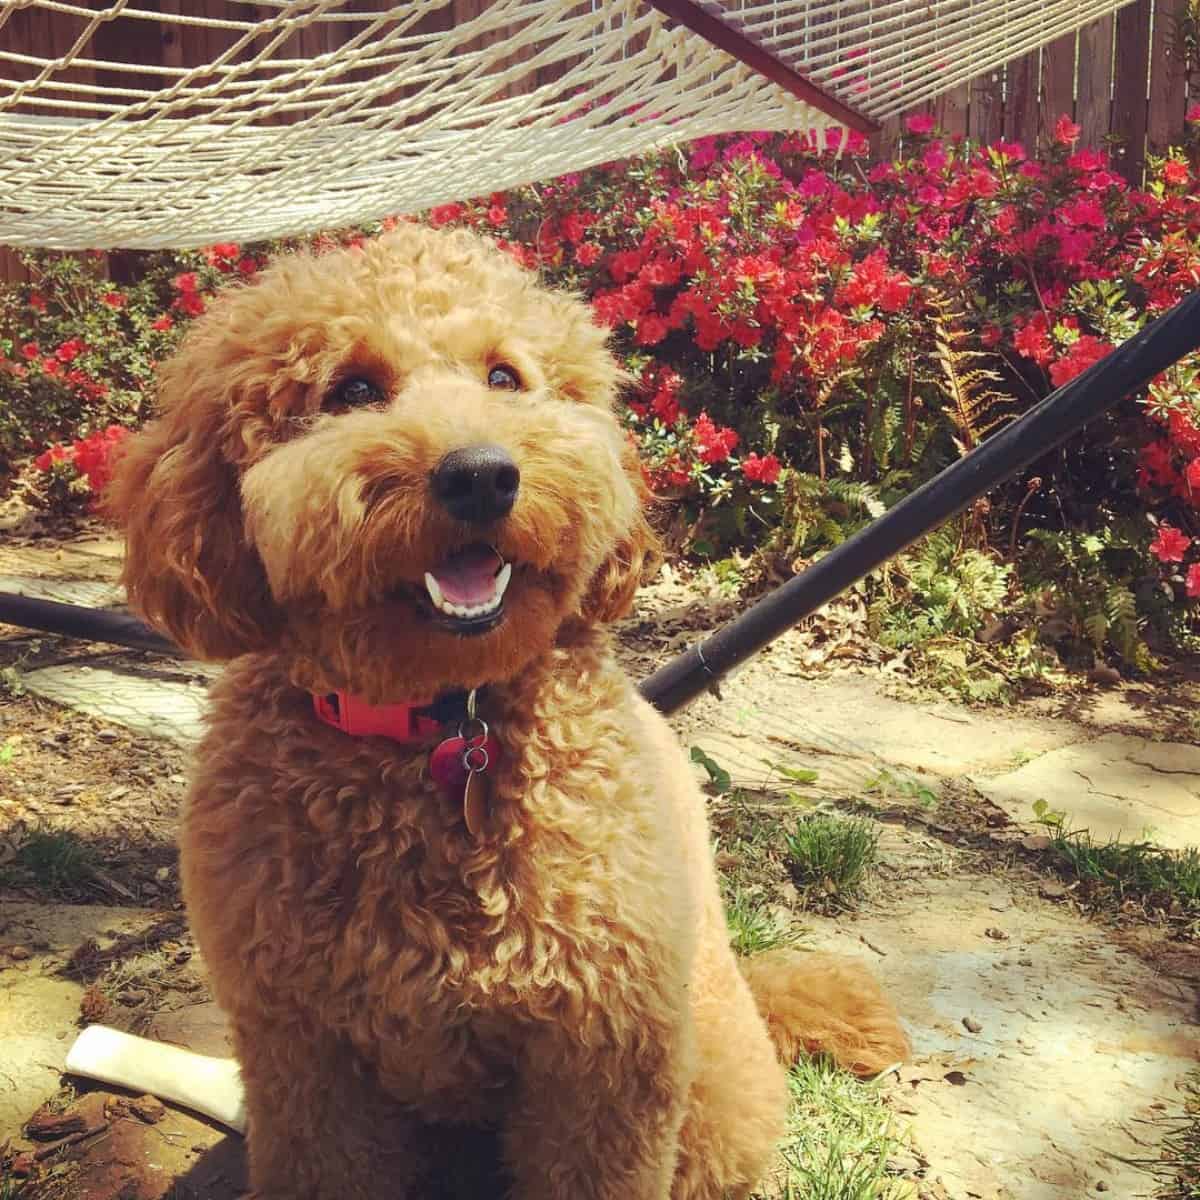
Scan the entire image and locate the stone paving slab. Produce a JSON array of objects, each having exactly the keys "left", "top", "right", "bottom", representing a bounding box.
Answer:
[
  {"left": 971, "top": 733, "right": 1200, "bottom": 849},
  {"left": 0, "top": 540, "right": 124, "bottom": 582},
  {"left": 0, "top": 574, "right": 125, "bottom": 609},
  {"left": 0, "top": 902, "right": 159, "bottom": 1135},
  {"left": 676, "top": 672, "right": 1083, "bottom": 795},
  {"left": 806, "top": 873, "right": 1200, "bottom": 1200},
  {"left": 21, "top": 664, "right": 211, "bottom": 746}
]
